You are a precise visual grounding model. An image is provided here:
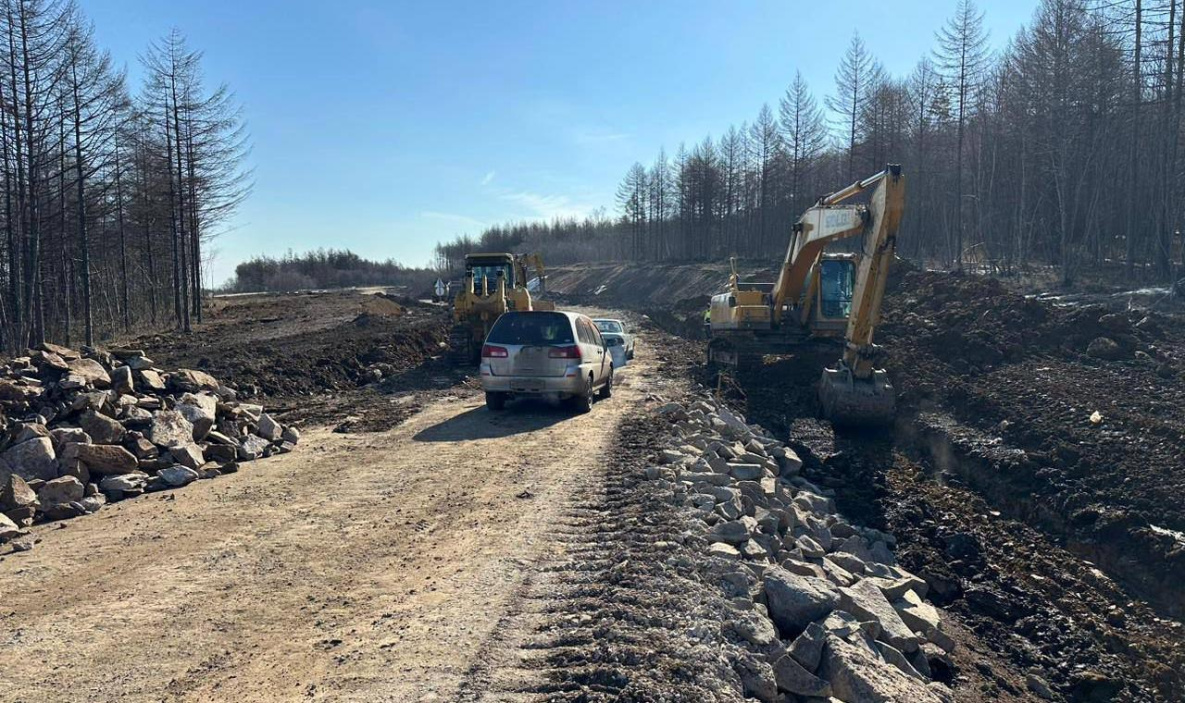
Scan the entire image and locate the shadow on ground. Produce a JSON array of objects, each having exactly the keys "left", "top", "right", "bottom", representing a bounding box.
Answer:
[{"left": 413, "top": 401, "right": 579, "bottom": 442}]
